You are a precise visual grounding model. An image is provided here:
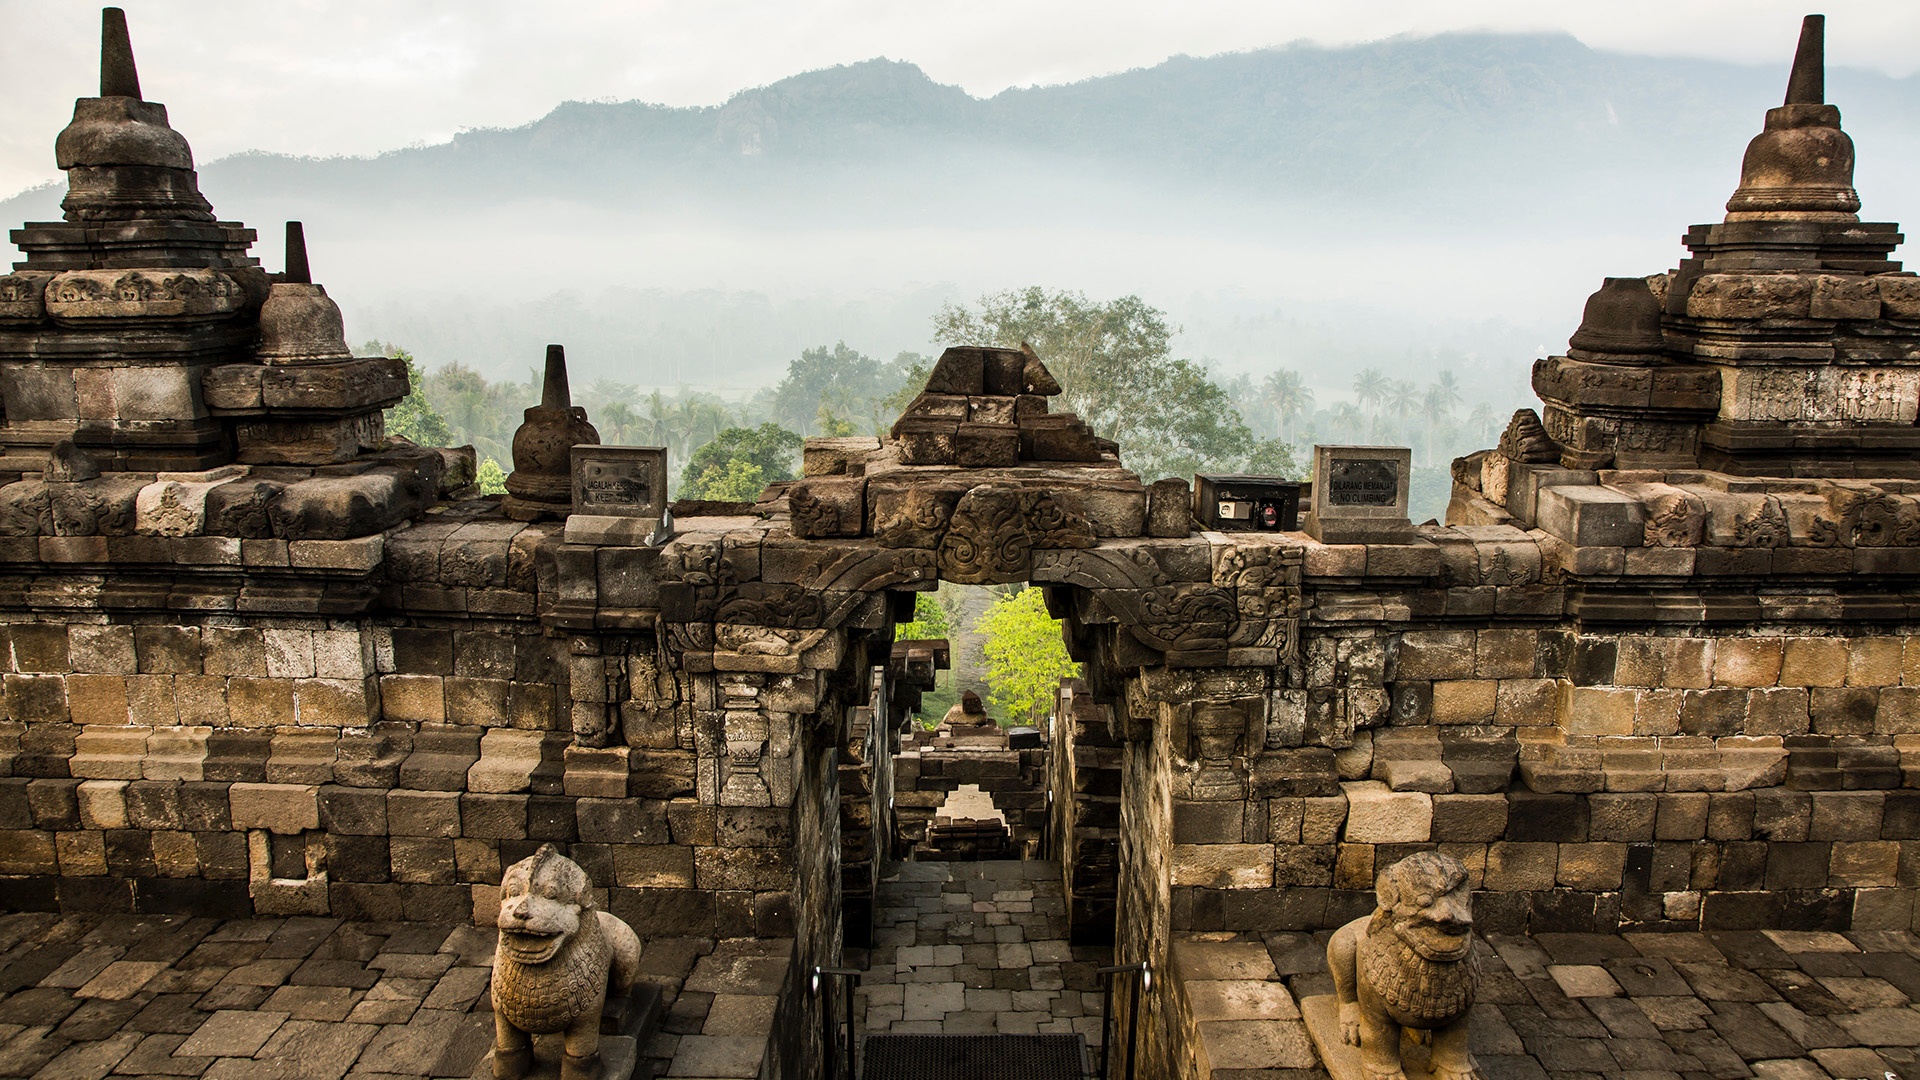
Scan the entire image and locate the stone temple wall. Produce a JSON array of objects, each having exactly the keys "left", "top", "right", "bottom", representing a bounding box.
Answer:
[{"left": 0, "top": 511, "right": 806, "bottom": 942}]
